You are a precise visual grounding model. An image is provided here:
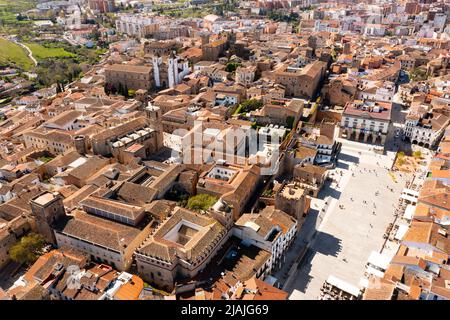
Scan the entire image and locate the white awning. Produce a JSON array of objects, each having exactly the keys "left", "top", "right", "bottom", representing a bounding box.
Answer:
[
  {"left": 402, "top": 188, "right": 419, "bottom": 197},
  {"left": 367, "top": 251, "right": 391, "bottom": 270},
  {"left": 395, "top": 224, "right": 409, "bottom": 240},
  {"left": 326, "top": 275, "right": 361, "bottom": 297},
  {"left": 366, "top": 266, "right": 385, "bottom": 278},
  {"left": 400, "top": 194, "right": 418, "bottom": 204},
  {"left": 403, "top": 204, "right": 416, "bottom": 220},
  {"left": 359, "top": 277, "right": 369, "bottom": 289}
]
